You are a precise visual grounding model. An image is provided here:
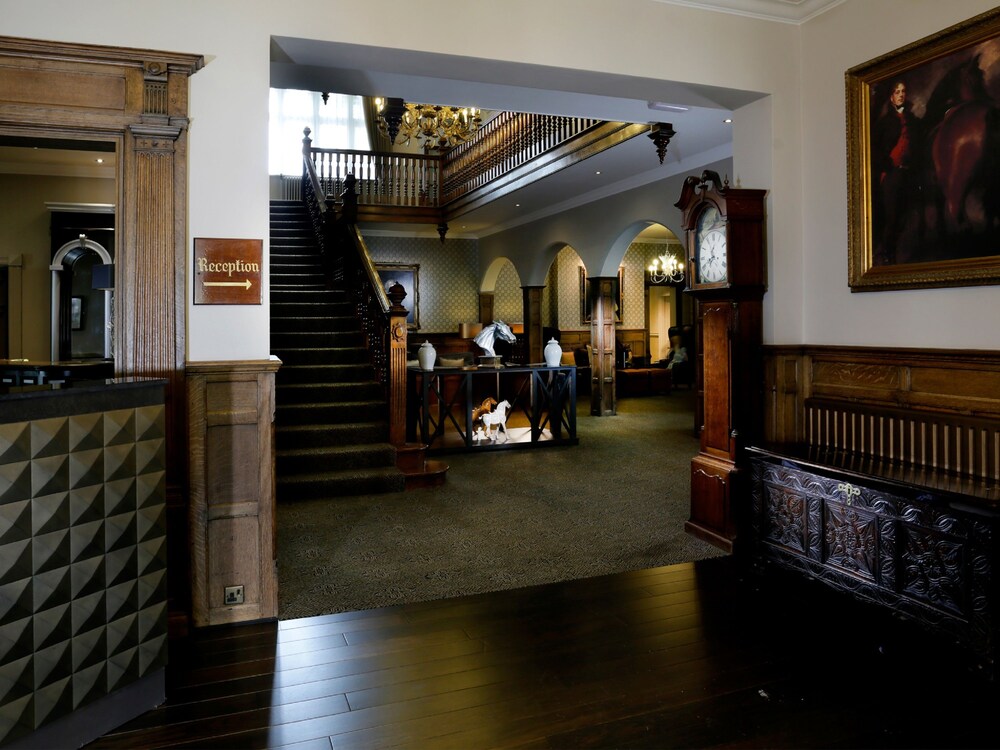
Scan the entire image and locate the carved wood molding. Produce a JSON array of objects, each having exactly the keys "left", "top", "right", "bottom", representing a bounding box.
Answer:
[{"left": 0, "top": 35, "right": 204, "bottom": 628}]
